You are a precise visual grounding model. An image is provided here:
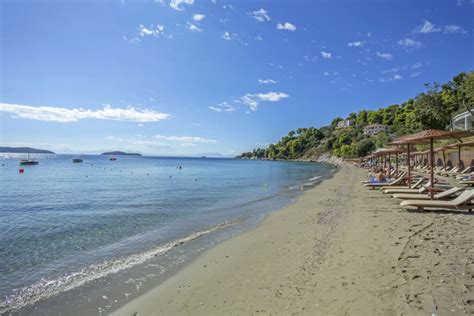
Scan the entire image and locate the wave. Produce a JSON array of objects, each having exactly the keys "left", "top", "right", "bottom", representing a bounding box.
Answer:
[
  {"left": 288, "top": 175, "right": 323, "bottom": 190},
  {"left": 0, "top": 221, "right": 237, "bottom": 314}
]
